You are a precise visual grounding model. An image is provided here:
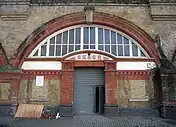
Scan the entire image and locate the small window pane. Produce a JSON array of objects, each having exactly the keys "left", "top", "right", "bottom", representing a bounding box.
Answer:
[
  {"left": 111, "top": 45, "right": 116, "bottom": 55},
  {"left": 98, "top": 28, "right": 103, "bottom": 44},
  {"left": 75, "top": 28, "right": 81, "bottom": 44},
  {"left": 124, "top": 45, "right": 130, "bottom": 56},
  {"left": 83, "top": 45, "right": 89, "bottom": 49},
  {"left": 84, "top": 27, "right": 89, "bottom": 44},
  {"left": 56, "top": 34, "right": 62, "bottom": 44},
  {"left": 132, "top": 42, "right": 138, "bottom": 56},
  {"left": 98, "top": 45, "right": 104, "bottom": 50},
  {"left": 56, "top": 45, "right": 61, "bottom": 56},
  {"left": 49, "top": 45, "right": 55, "bottom": 56},
  {"left": 69, "top": 29, "right": 74, "bottom": 44},
  {"left": 33, "top": 50, "right": 38, "bottom": 56},
  {"left": 90, "top": 27, "right": 95, "bottom": 44},
  {"left": 75, "top": 45, "right": 80, "bottom": 51},
  {"left": 118, "top": 45, "right": 123, "bottom": 56},
  {"left": 117, "top": 33, "right": 122, "bottom": 44},
  {"left": 41, "top": 45, "right": 46, "bottom": 56},
  {"left": 50, "top": 37, "right": 55, "bottom": 44},
  {"left": 140, "top": 50, "right": 146, "bottom": 57},
  {"left": 63, "top": 31, "right": 68, "bottom": 44},
  {"left": 69, "top": 45, "right": 74, "bottom": 52},
  {"left": 105, "top": 29, "right": 110, "bottom": 44},
  {"left": 105, "top": 45, "right": 110, "bottom": 52},
  {"left": 90, "top": 45, "right": 95, "bottom": 49},
  {"left": 111, "top": 31, "right": 116, "bottom": 44},
  {"left": 124, "top": 37, "right": 129, "bottom": 44},
  {"left": 62, "top": 45, "right": 67, "bottom": 55}
]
